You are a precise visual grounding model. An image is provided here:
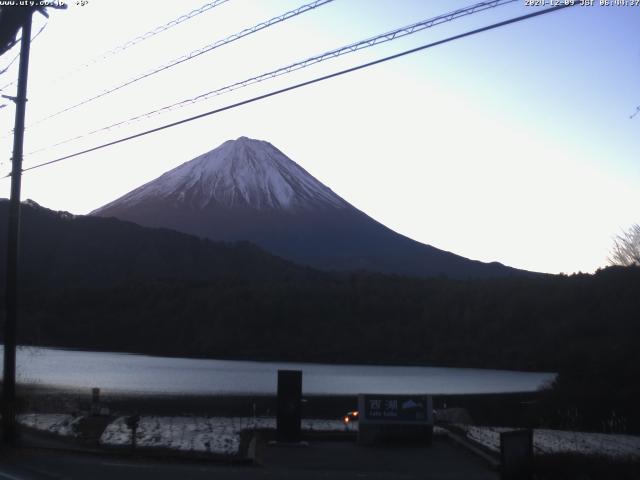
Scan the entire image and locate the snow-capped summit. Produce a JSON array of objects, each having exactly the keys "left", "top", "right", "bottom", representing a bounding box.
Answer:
[
  {"left": 97, "top": 137, "right": 348, "bottom": 213},
  {"left": 93, "top": 137, "right": 529, "bottom": 279}
]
